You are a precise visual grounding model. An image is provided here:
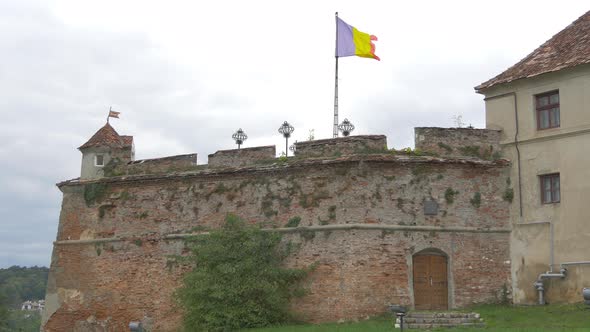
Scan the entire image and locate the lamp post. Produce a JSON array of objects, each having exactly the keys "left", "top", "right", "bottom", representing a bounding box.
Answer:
[
  {"left": 232, "top": 128, "right": 247, "bottom": 149},
  {"left": 338, "top": 118, "right": 355, "bottom": 137},
  {"left": 278, "top": 121, "right": 294, "bottom": 157}
]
